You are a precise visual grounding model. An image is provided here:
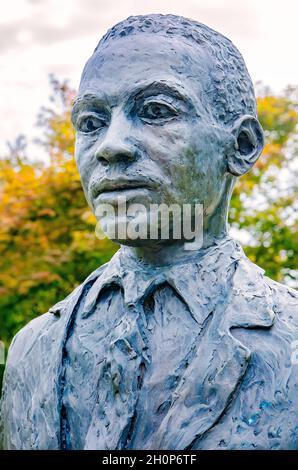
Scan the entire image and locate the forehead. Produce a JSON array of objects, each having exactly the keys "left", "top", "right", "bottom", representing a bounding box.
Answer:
[{"left": 77, "top": 34, "right": 213, "bottom": 106}]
